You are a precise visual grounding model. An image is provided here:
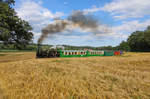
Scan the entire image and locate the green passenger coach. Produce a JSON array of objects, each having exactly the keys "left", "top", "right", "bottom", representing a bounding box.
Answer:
[{"left": 59, "top": 50, "right": 104, "bottom": 57}]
